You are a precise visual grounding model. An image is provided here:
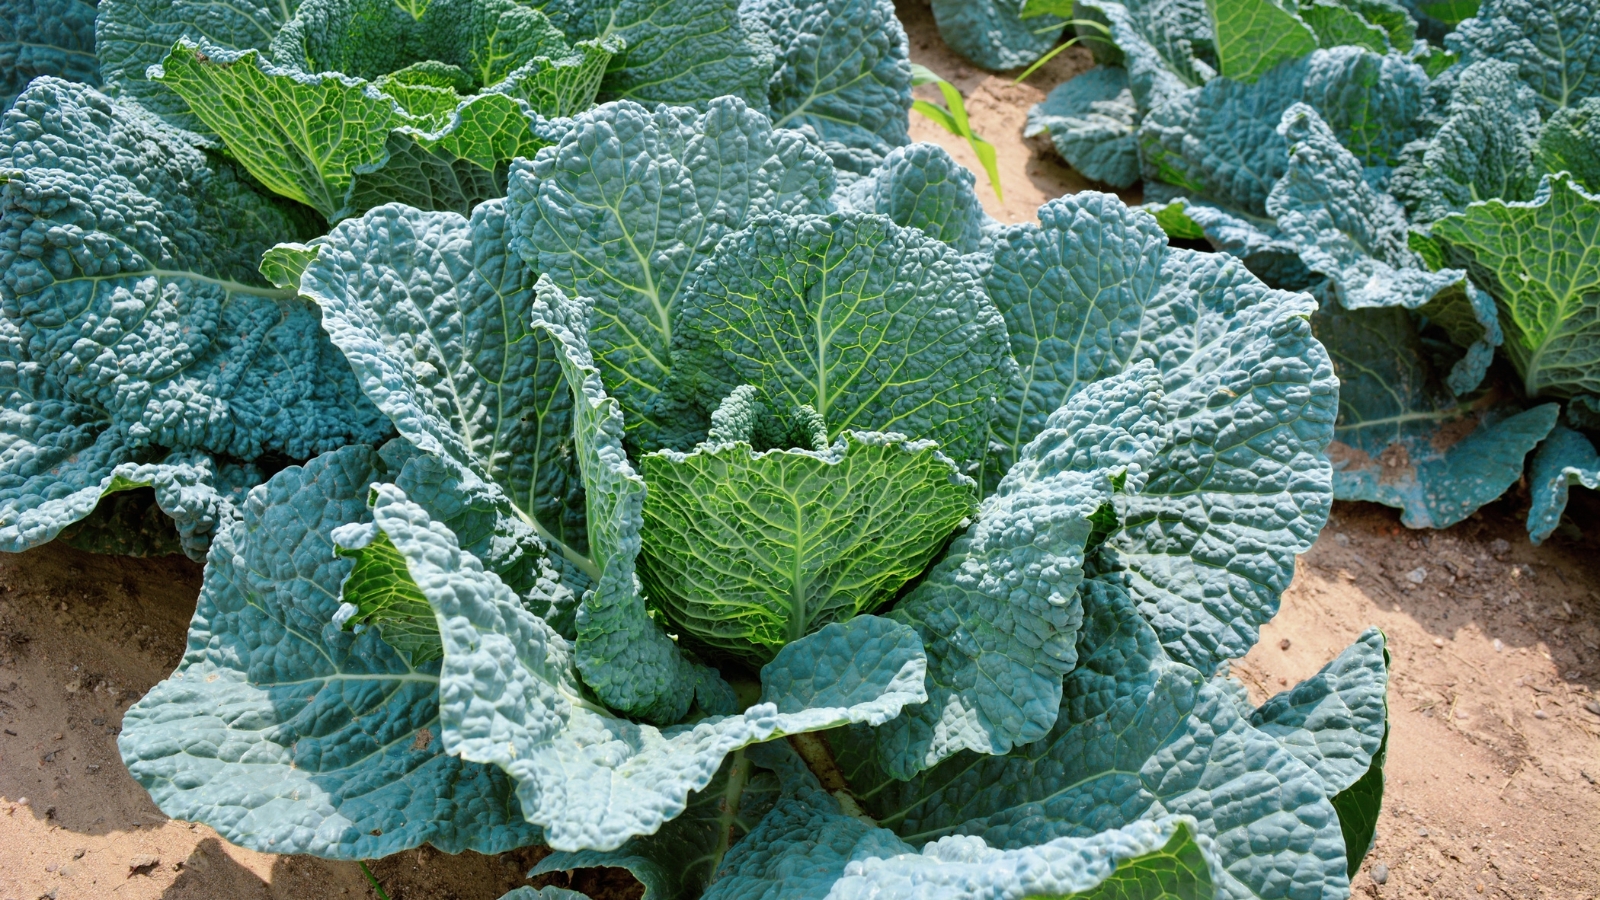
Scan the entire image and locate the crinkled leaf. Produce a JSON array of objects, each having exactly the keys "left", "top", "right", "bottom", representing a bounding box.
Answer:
[
  {"left": 1447, "top": 0, "right": 1600, "bottom": 114},
  {"left": 708, "top": 784, "right": 1208, "bottom": 900},
  {"left": 1174, "top": 195, "right": 1316, "bottom": 288},
  {"left": 1249, "top": 627, "right": 1388, "bottom": 796},
  {"left": 344, "top": 133, "right": 508, "bottom": 217},
  {"left": 363, "top": 482, "right": 927, "bottom": 851},
  {"left": 1141, "top": 47, "right": 1428, "bottom": 217},
  {"left": 529, "top": 283, "right": 701, "bottom": 724},
  {"left": 1318, "top": 298, "right": 1560, "bottom": 527},
  {"left": 1527, "top": 423, "right": 1600, "bottom": 543},
  {"left": 873, "top": 363, "right": 1168, "bottom": 779},
  {"left": 1138, "top": 54, "right": 1308, "bottom": 216},
  {"left": 1267, "top": 104, "right": 1503, "bottom": 393},
  {"left": 759, "top": 0, "right": 912, "bottom": 177},
  {"left": 983, "top": 193, "right": 1169, "bottom": 492},
  {"left": 0, "top": 79, "right": 389, "bottom": 554},
  {"left": 531, "top": 751, "right": 781, "bottom": 900},
  {"left": 1076, "top": 0, "right": 1218, "bottom": 113},
  {"left": 1205, "top": 0, "right": 1317, "bottom": 83},
  {"left": 298, "top": 200, "right": 588, "bottom": 568},
  {"left": 538, "top": 0, "right": 771, "bottom": 108},
  {"left": 930, "top": 0, "right": 1066, "bottom": 72},
  {"left": 267, "top": 0, "right": 568, "bottom": 86},
  {"left": 673, "top": 211, "right": 1014, "bottom": 471},
  {"left": 1, "top": 0, "right": 98, "bottom": 109},
  {"left": 506, "top": 97, "right": 835, "bottom": 444},
  {"left": 838, "top": 578, "right": 1350, "bottom": 900},
  {"left": 1536, "top": 97, "right": 1600, "bottom": 194},
  {"left": 1433, "top": 173, "right": 1600, "bottom": 399},
  {"left": 839, "top": 143, "right": 993, "bottom": 256},
  {"left": 95, "top": 0, "right": 299, "bottom": 125},
  {"left": 826, "top": 819, "right": 1213, "bottom": 900},
  {"left": 1390, "top": 60, "right": 1544, "bottom": 225},
  {"left": 118, "top": 445, "right": 543, "bottom": 859},
  {"left": 1297, "top": 46, "right": 1430, "bottom": 171},
  {"left": 1026, "top": 66, "right": 1143, "bottom": 189},
  {"left": 639, "top": 432, "right": 976, "bottom": 665},
  {"left": 1099, "top": 248, "right": 1336, "bottom": 674}
]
